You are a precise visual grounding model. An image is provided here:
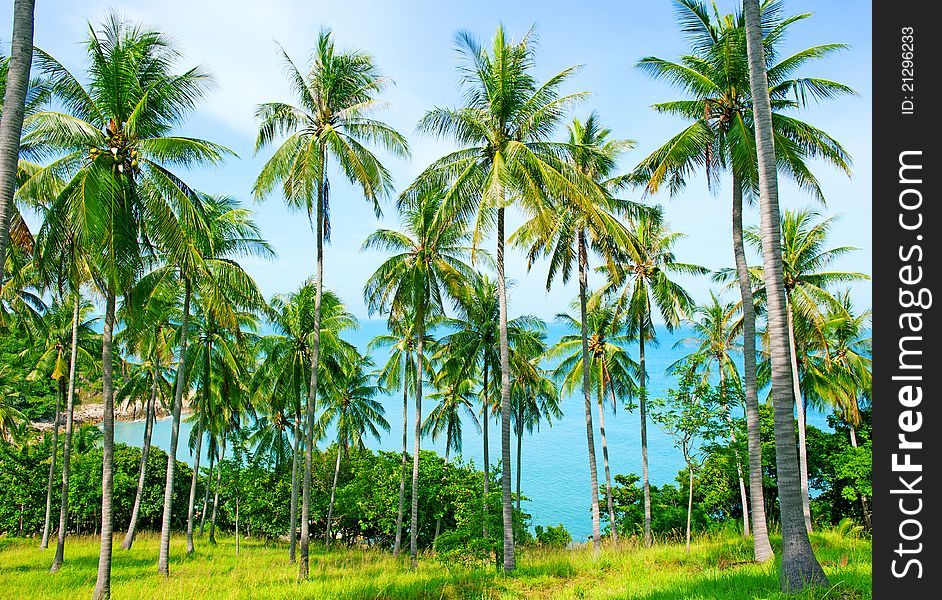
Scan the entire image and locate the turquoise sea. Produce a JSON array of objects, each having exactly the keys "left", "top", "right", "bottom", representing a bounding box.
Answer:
[{"left": 113, "top": 319, "right": 832, "bottom": 542}]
